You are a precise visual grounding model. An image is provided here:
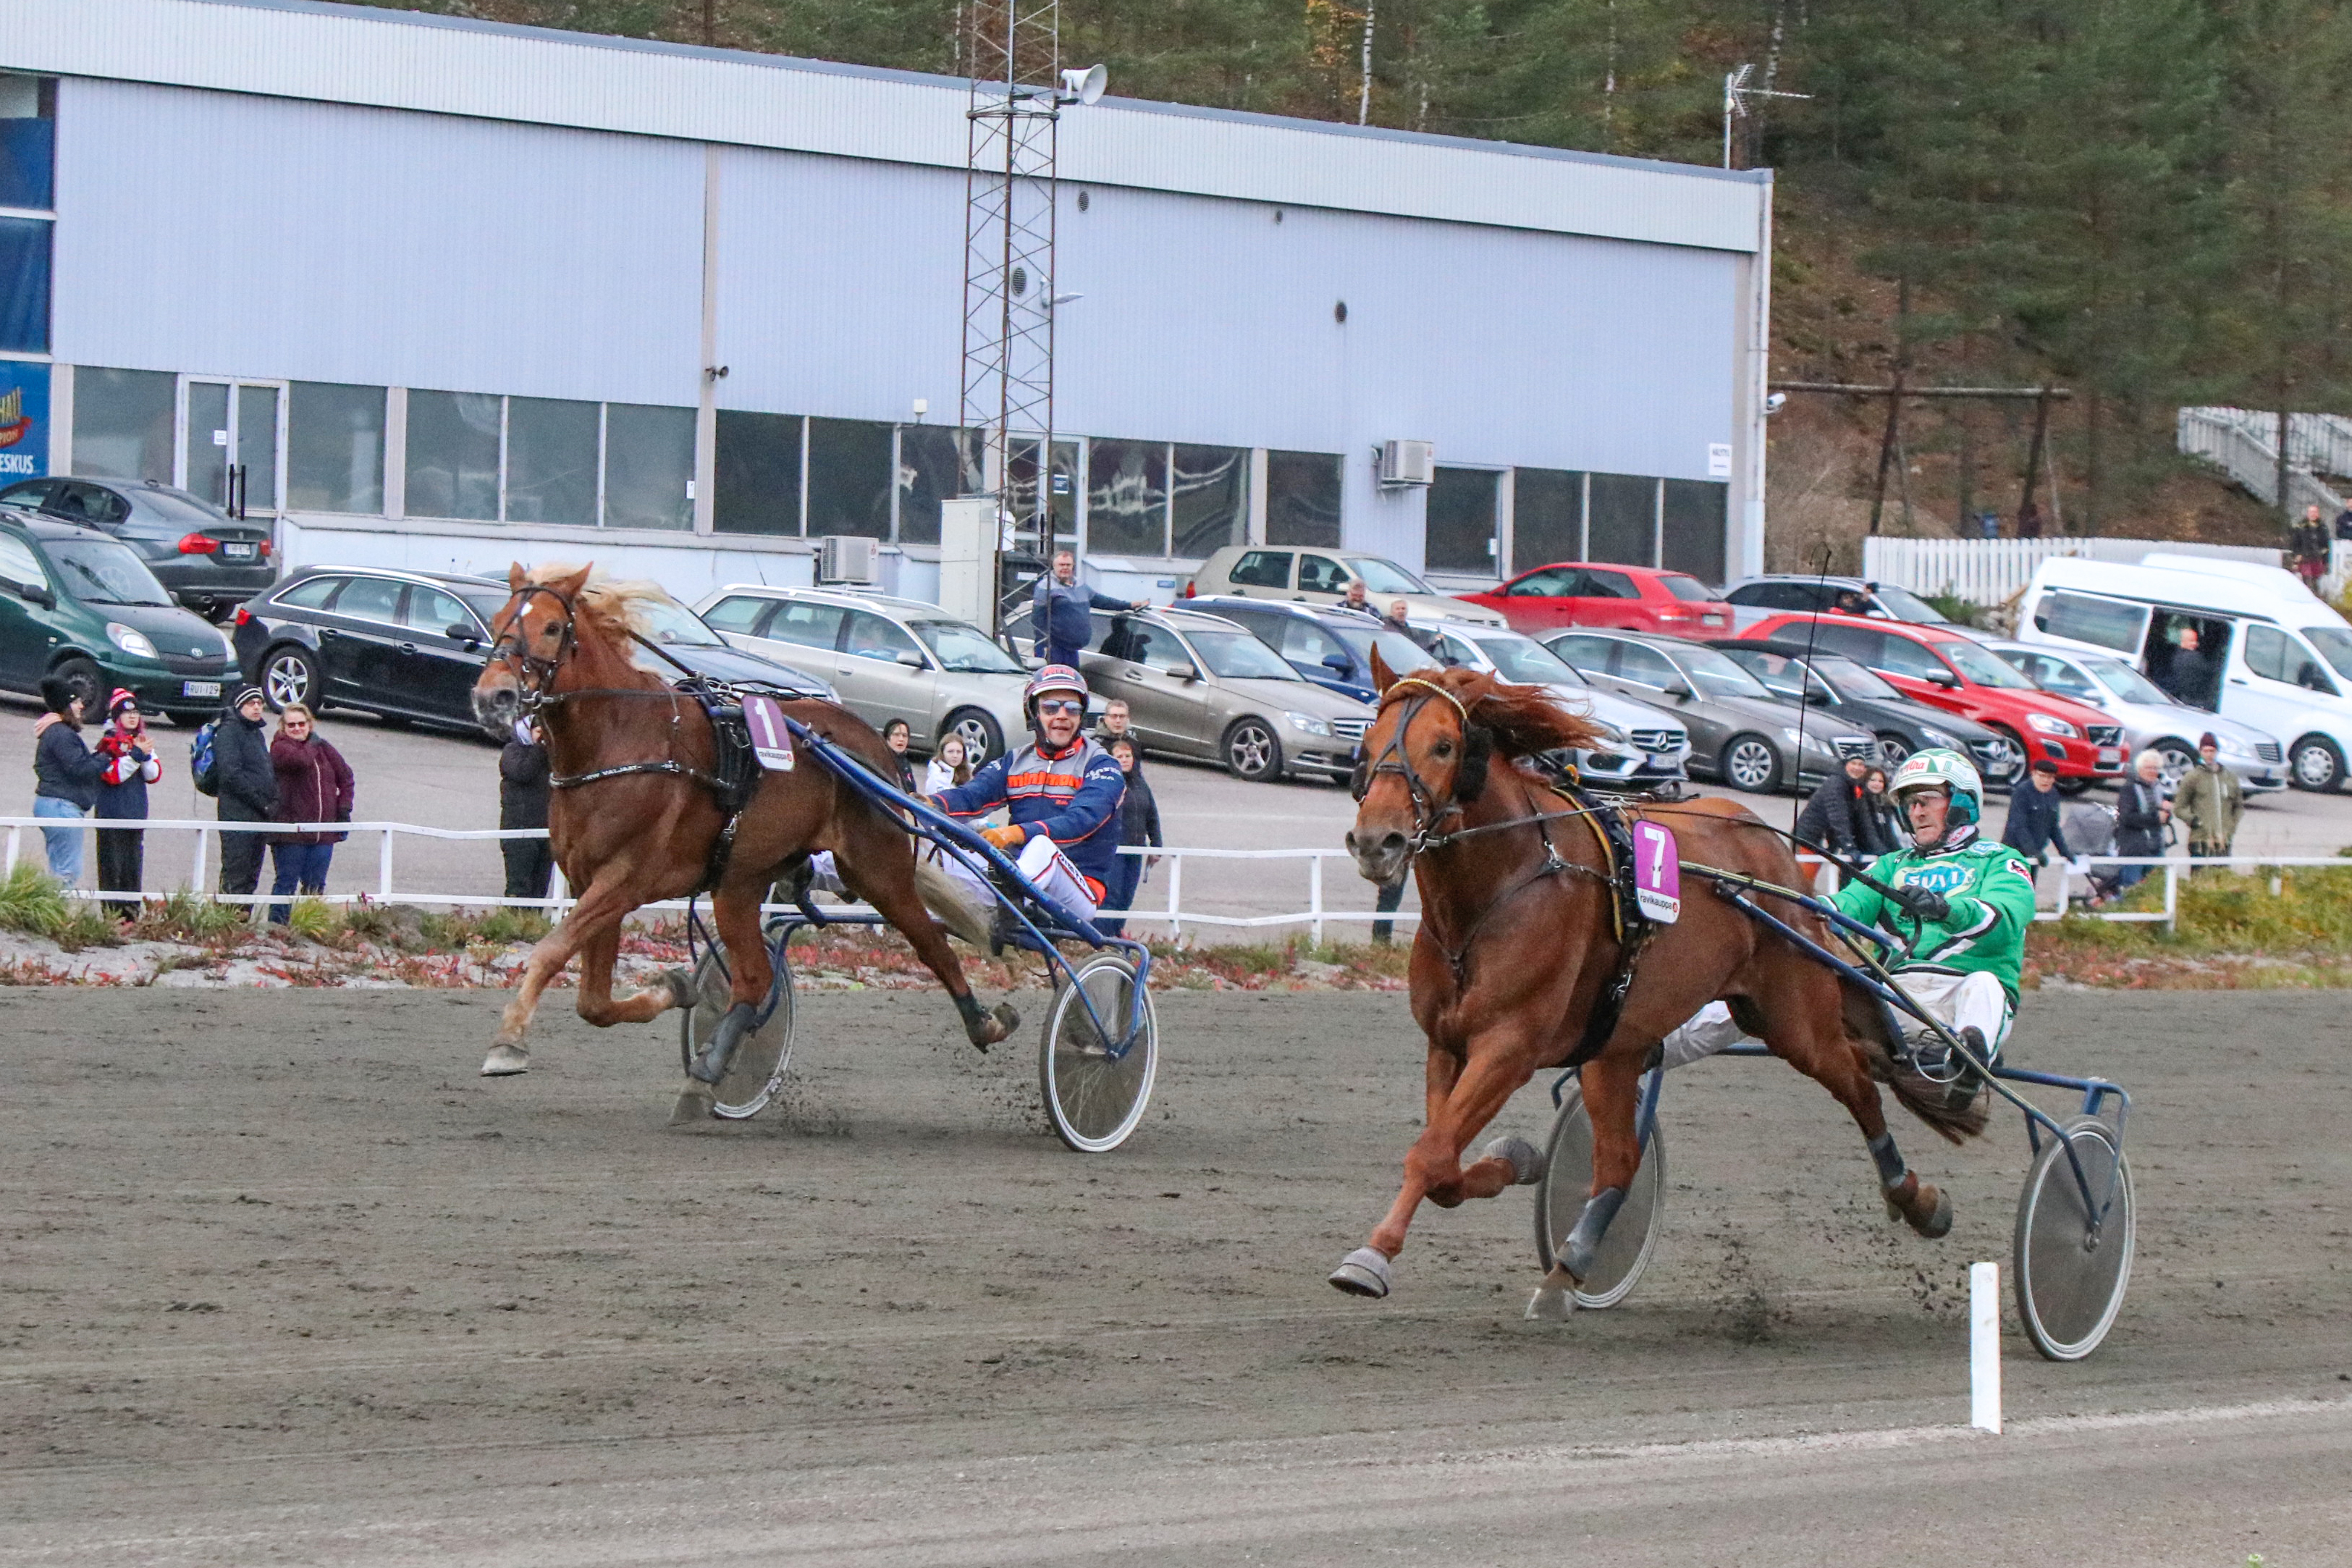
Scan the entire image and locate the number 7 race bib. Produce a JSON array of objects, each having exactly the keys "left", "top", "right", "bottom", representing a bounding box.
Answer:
[{"left": 1631, "top": 819, "right": 1680, "bottom": 924}]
